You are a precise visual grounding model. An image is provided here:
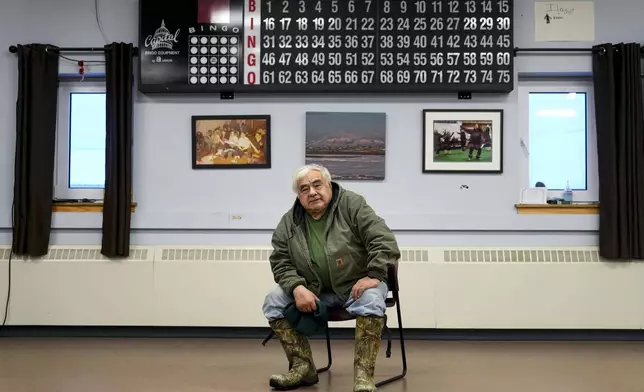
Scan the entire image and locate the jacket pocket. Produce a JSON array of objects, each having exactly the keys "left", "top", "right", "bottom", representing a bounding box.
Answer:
[{"left": 330, "top": 251, "right": 365, "bottom": 281}]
